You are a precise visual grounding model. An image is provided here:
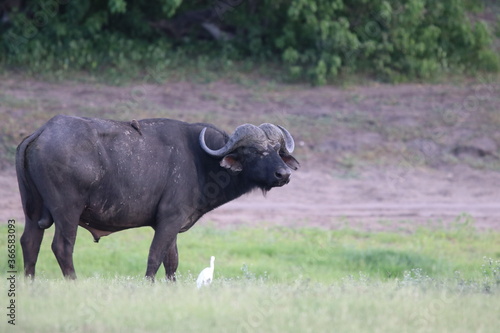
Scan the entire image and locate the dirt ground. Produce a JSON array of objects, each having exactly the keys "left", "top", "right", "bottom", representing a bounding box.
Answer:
[{"left": 1, "top": 76, "right": 499, "bottom": 231}]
